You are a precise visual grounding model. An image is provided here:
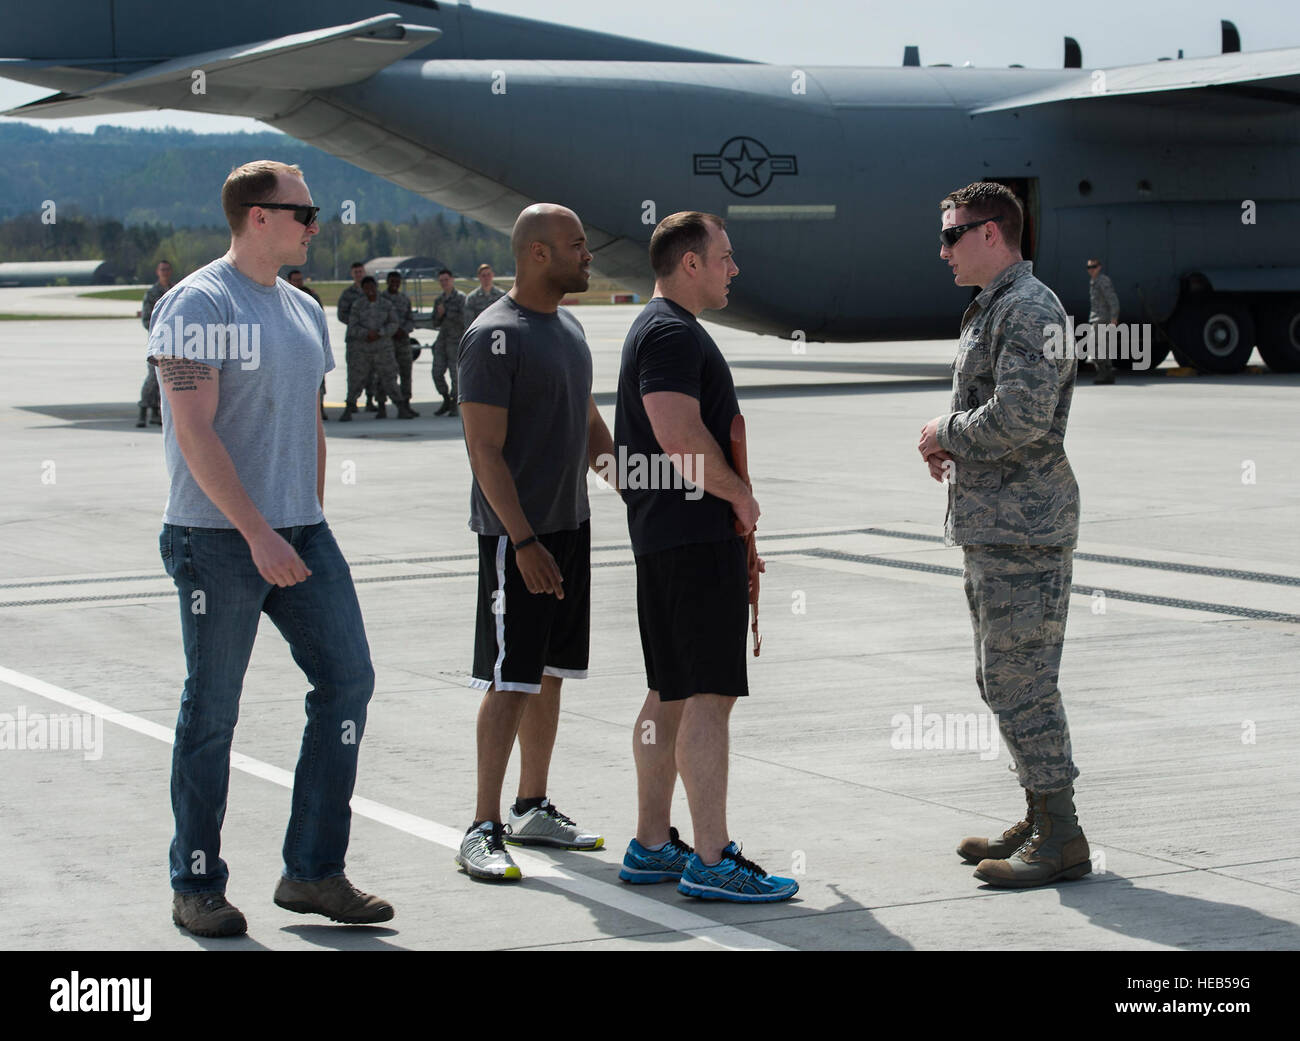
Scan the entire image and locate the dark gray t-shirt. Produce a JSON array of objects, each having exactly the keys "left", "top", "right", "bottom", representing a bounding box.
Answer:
[
  {"left": 457, "top": 296, "right": 592, "bottom": 536},
  {"left": 146, "top": 256, "right": 334, "bottom": 528}
]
